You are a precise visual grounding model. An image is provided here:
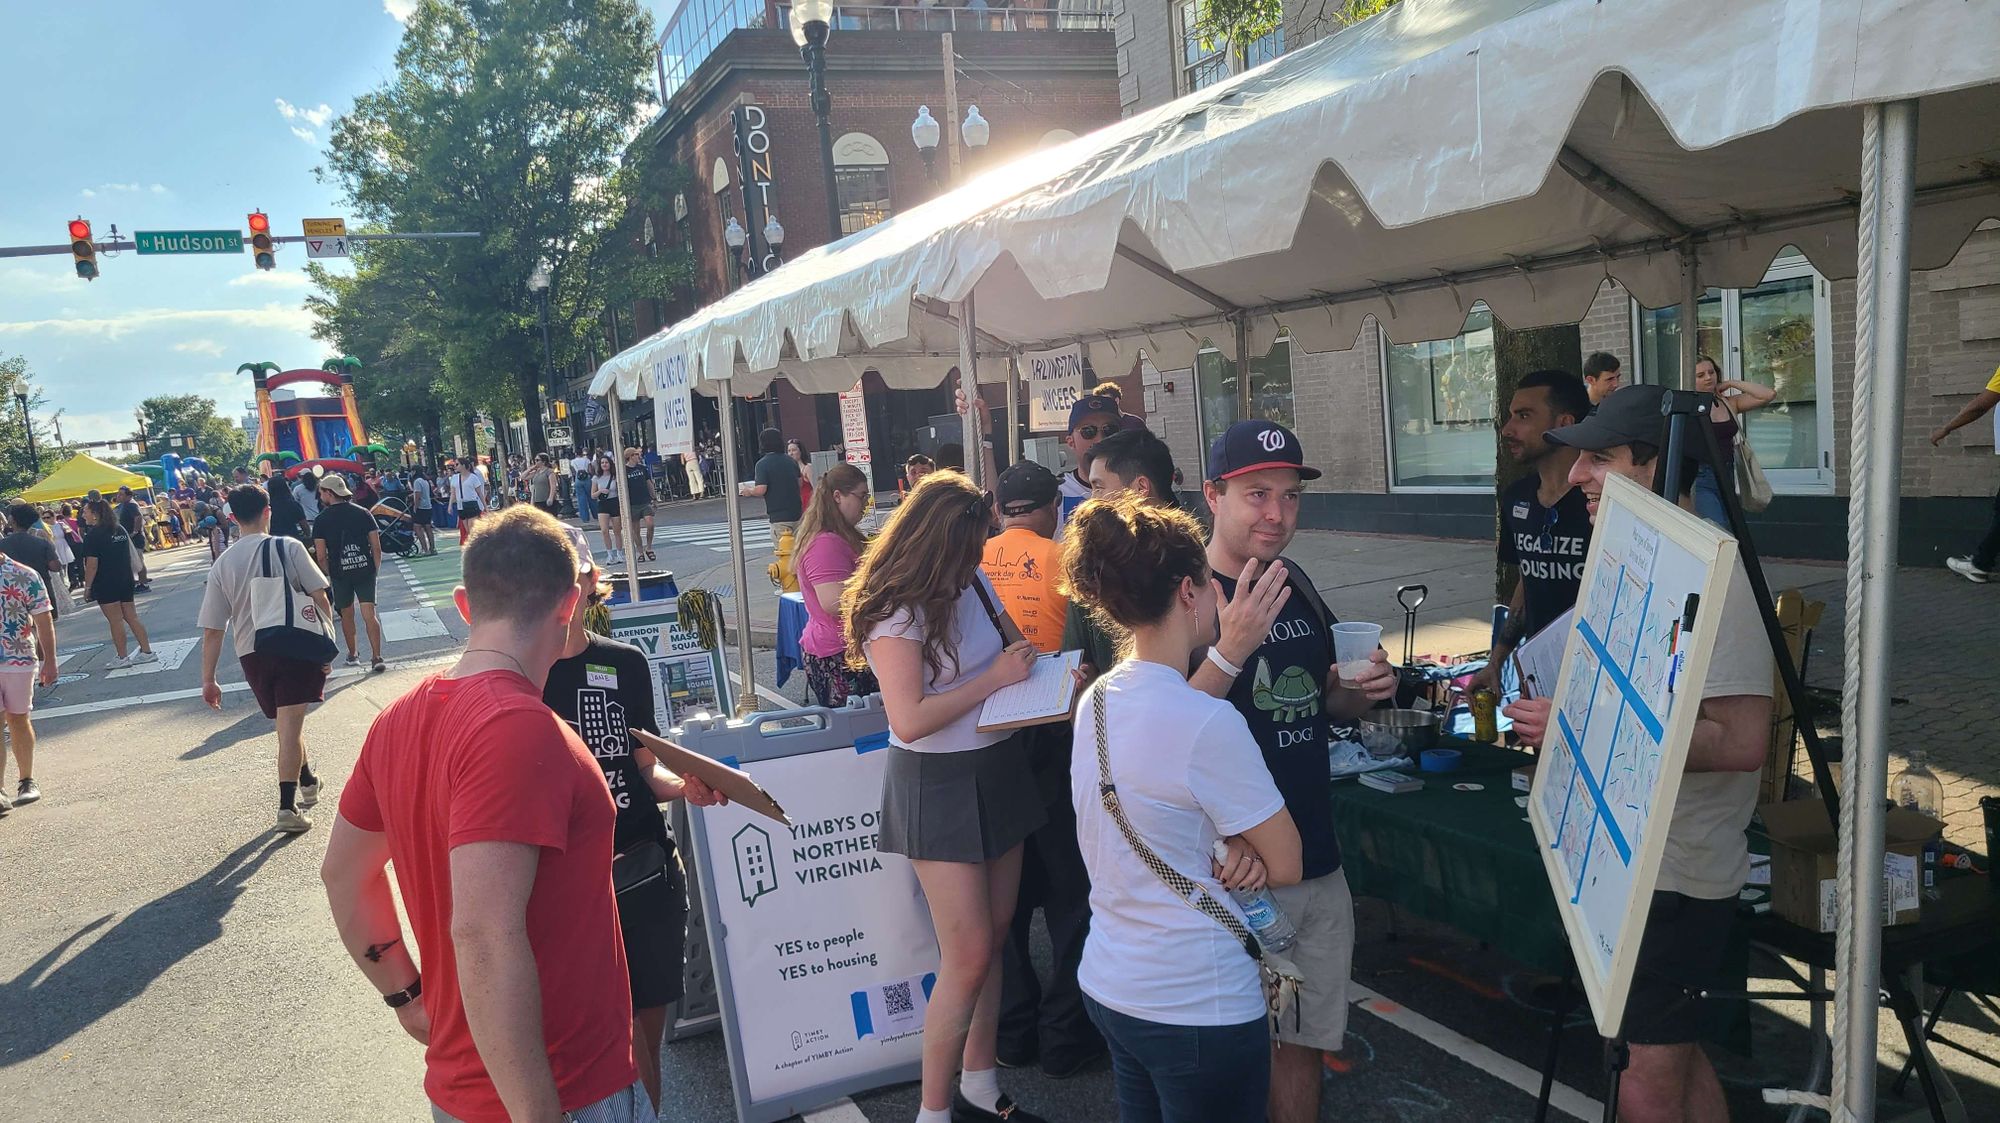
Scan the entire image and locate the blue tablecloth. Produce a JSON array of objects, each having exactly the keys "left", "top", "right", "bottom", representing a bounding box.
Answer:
[{"left": 776, "top": 591, "right": 809, "bottom": 688}]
